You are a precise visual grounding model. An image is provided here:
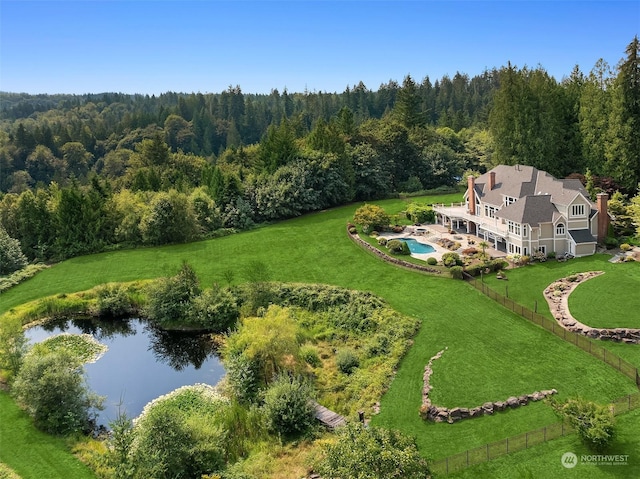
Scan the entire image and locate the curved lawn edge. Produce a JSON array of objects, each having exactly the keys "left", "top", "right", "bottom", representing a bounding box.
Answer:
[
  {"left": 347, "top": 225, "right": 442, "bottom": 275},
  {"left": 544, "top": 271, "right": 640, "bottom": 343}
]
